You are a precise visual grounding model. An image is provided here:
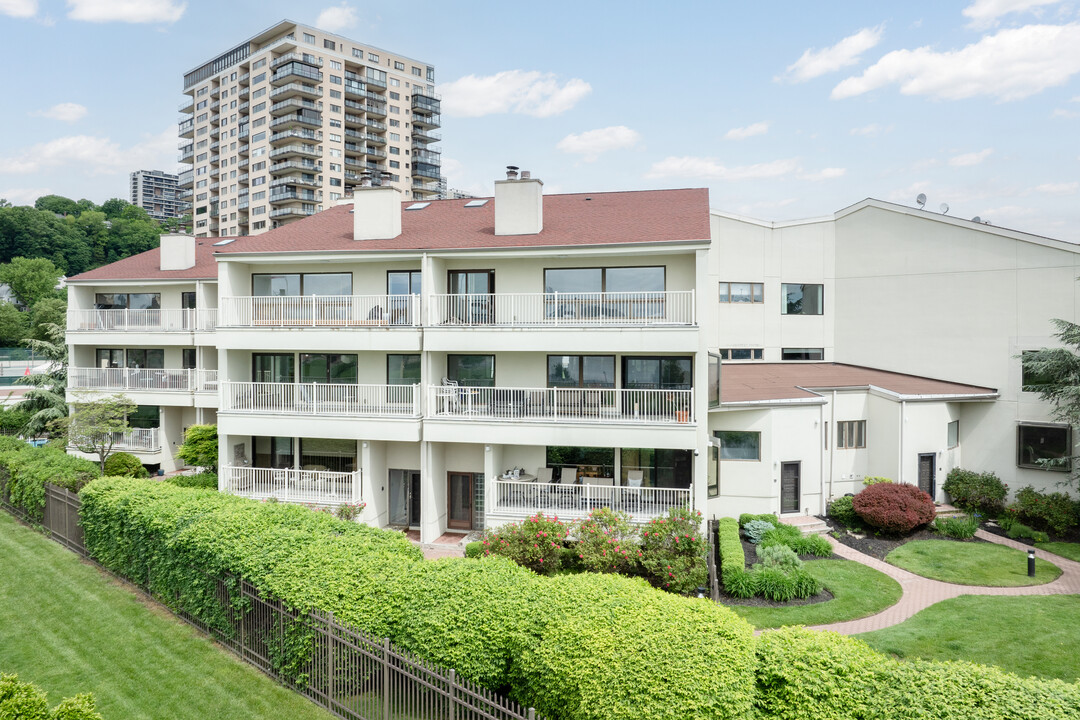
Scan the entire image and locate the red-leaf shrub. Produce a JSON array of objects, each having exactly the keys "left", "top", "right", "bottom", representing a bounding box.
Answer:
[{"left": 853, "top": 482, "right": 935, "bottom": 533}]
